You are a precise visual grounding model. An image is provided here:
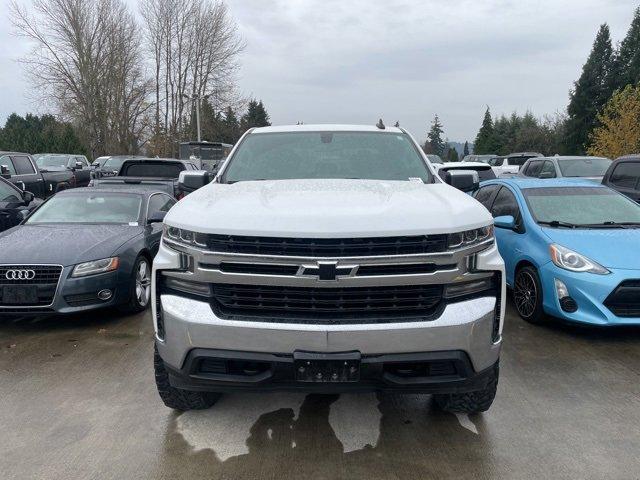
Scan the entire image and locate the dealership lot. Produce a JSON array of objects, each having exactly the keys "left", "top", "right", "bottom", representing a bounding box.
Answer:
[{"left": 1, "top": 299, "right": 639, "bottom": 480}]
